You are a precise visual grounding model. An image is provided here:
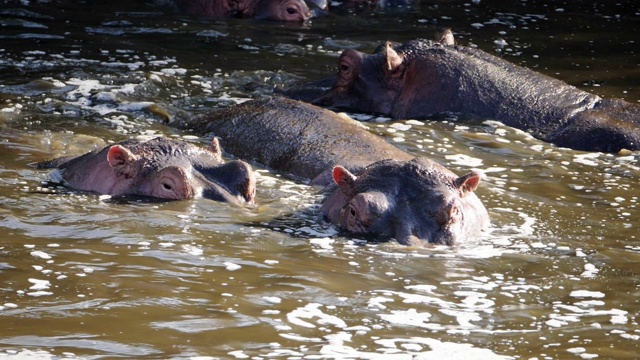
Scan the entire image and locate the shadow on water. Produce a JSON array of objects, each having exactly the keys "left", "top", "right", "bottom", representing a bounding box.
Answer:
[{"left": 1, "top": 0, "right": 639, "bottom": 359}]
